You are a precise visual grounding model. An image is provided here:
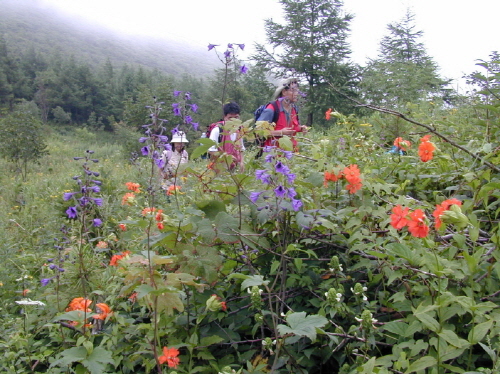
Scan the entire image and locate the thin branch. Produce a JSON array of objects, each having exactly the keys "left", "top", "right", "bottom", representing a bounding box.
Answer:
[{"left": 328, "top": 83, "right": 500, "bottom": 173}]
